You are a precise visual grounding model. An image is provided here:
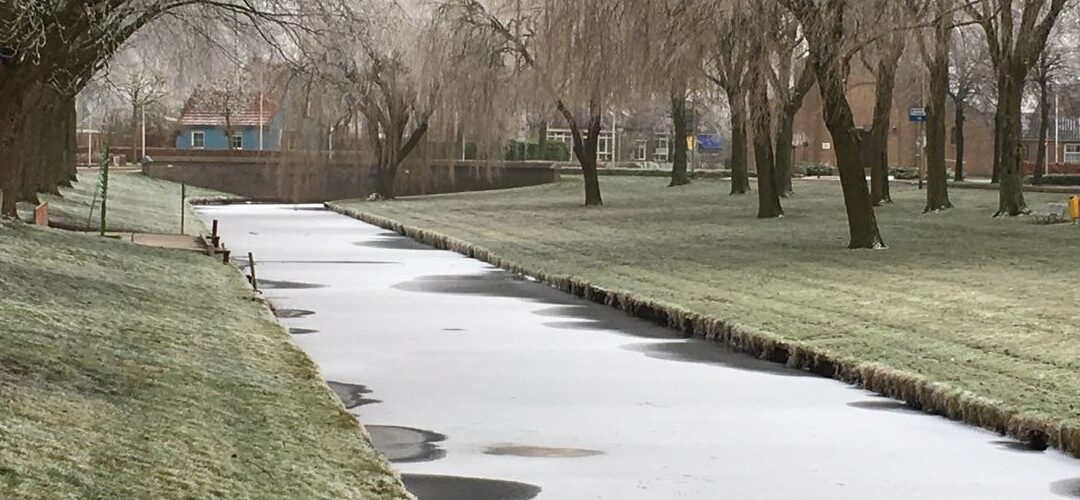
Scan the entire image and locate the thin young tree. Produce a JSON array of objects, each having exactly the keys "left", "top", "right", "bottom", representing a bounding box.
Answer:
[
  {"left": 948, "top": 27, "right": 991, "bottom": 182},
  {"left": 858, "top": 4, "right": 907, "bottom": 206}
]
